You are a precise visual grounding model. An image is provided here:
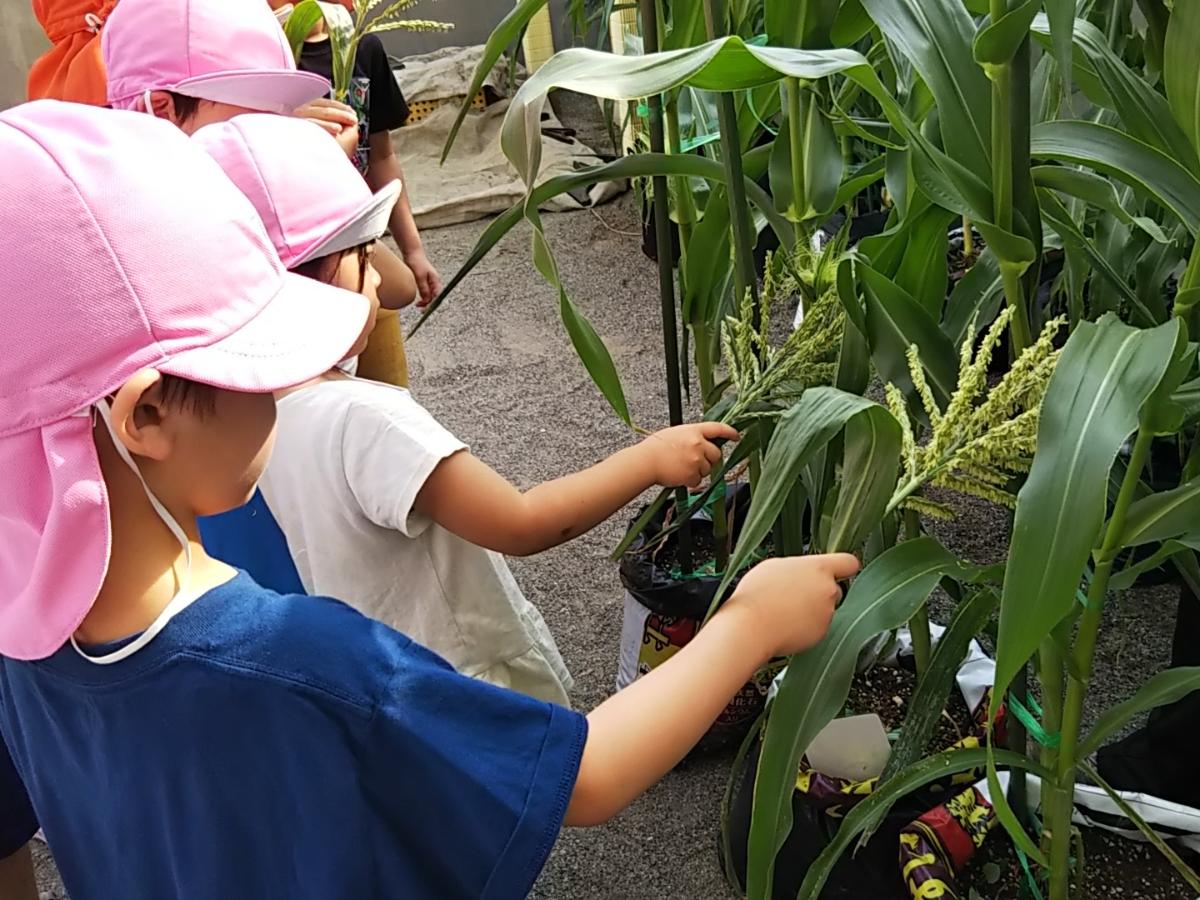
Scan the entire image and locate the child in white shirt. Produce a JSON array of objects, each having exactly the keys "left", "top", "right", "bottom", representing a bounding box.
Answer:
[{"left": 195, "top": 115, "right": 737, "bottom": 703}]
